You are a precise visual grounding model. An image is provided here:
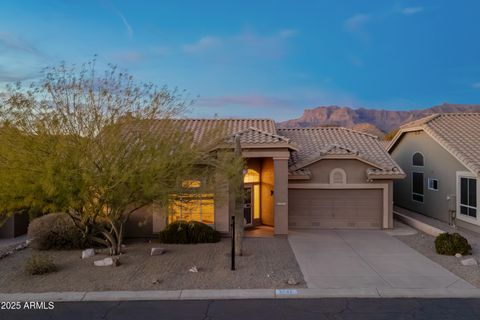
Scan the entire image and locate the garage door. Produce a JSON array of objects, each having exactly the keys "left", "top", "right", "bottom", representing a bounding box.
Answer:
[{"left": 288, "top": 189, "right": 383, "bottom": 229}]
